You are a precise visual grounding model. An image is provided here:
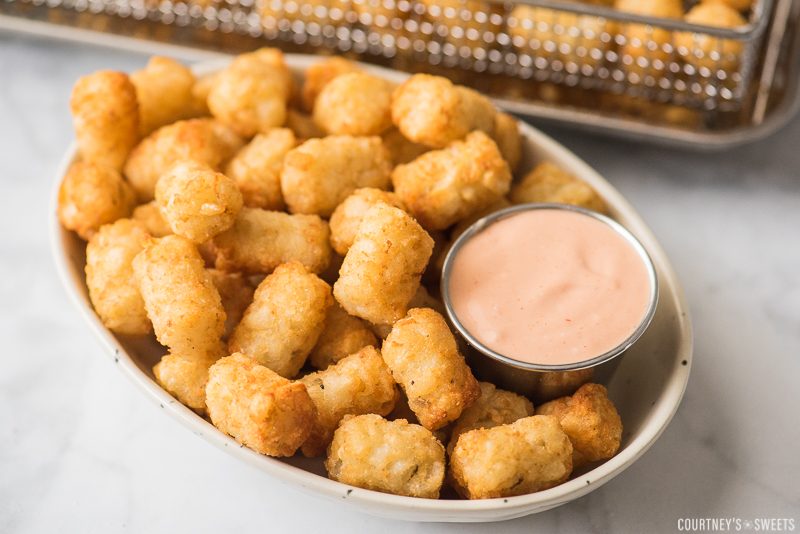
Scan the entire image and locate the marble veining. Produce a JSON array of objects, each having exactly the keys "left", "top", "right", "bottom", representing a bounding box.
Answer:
[{"left": 0, "top": 30, "right": 798, "bottom": 534}]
